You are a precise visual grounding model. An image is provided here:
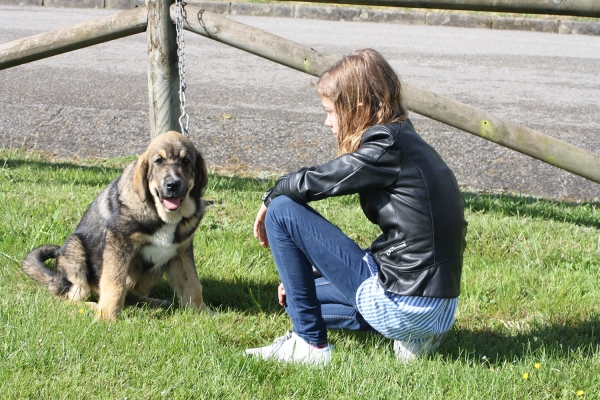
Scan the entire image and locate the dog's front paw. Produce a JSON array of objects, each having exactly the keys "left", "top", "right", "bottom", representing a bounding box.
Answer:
[
  {"left": 95, "top": 301, "right": 122, "bottom": 321},
  {"left": 85, "top": 301, "right": 101, "bottom": 312},
  {"left": 94, "top": 311, "right": 117, "bottom": 322},
  {"left": 187, "top": 301, "right": 213, "bottom": 315},
  {"left": 199, "top": 303, "right": 215, "bottom": 316},
  {"left": 85, "top": 301, "right": 115, "bottom": 321}
]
